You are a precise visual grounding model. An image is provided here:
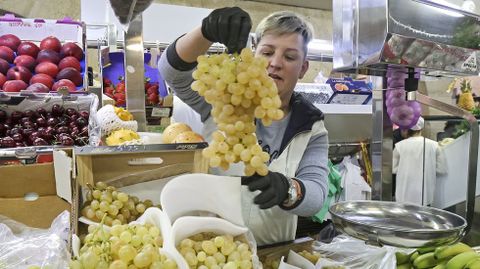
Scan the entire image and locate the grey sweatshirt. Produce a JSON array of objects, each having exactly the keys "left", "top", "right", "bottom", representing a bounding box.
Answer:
[{"left": 158, "top": 48, "right": 329, "bottom": 217}]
